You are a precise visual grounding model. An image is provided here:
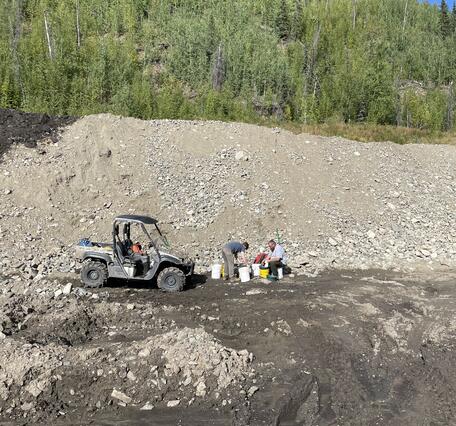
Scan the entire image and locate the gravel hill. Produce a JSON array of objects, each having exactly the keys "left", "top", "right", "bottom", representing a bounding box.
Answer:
[{"left": 1, "top": 111, "right": 456, "bottom": 279}]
